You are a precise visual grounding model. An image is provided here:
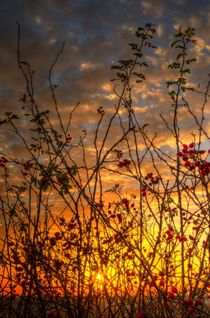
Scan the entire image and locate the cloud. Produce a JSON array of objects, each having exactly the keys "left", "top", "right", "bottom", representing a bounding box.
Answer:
[
  {"left": 0, "top": 0, "right": 209, "bottom": 177},
  {"left": 141, "top": 0, "right": 165, "bottom": 18}
]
